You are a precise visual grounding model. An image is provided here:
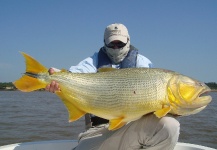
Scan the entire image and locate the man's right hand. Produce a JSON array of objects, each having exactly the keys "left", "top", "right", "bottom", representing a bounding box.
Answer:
[{"left": 45, "top": 68, "right": 61, "bottom": 93}]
